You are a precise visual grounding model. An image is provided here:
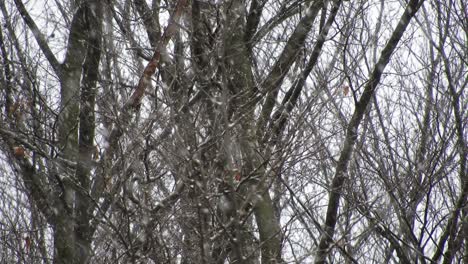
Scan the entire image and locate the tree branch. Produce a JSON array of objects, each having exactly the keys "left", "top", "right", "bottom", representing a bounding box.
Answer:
[
  {"left": 133, "top": 0, "right": 161, "bottom": 47},
  {"left": 13, "top": 0, "right": 61, "bottom": 75},
  {"left": 91, "top": 0, "right": 189, "bottom": 200},
  {"left": 256, "top": 0, "right": 324, "bottom": 139},
  {"left": 314, "top": 0, "right": 426, "bottom": 263},
  {"left": 266, "top": 0, "right": 342, "bottom": 146}
]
